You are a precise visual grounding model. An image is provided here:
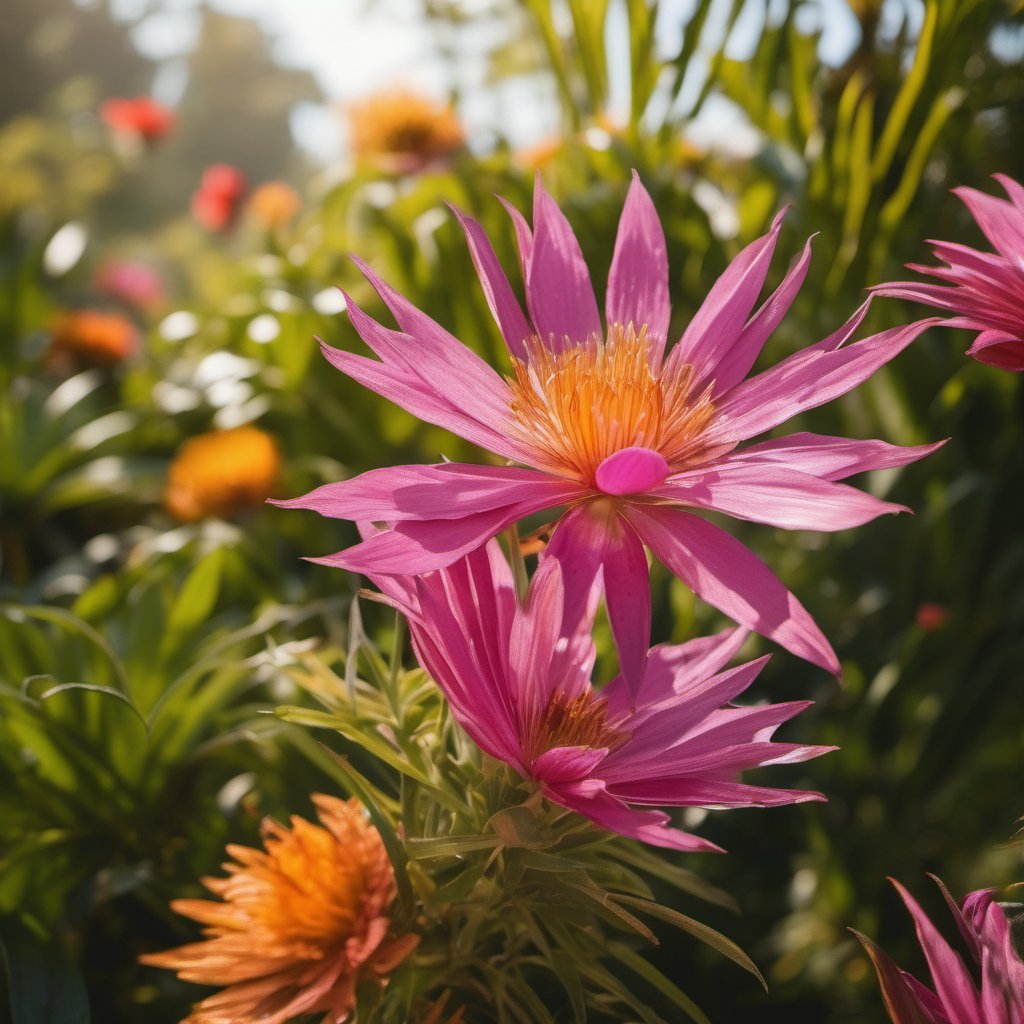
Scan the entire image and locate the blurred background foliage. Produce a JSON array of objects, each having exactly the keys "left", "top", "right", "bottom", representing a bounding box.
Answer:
[{"left": 1, "top": 0, "right": 1022, "bottom": 1020}]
